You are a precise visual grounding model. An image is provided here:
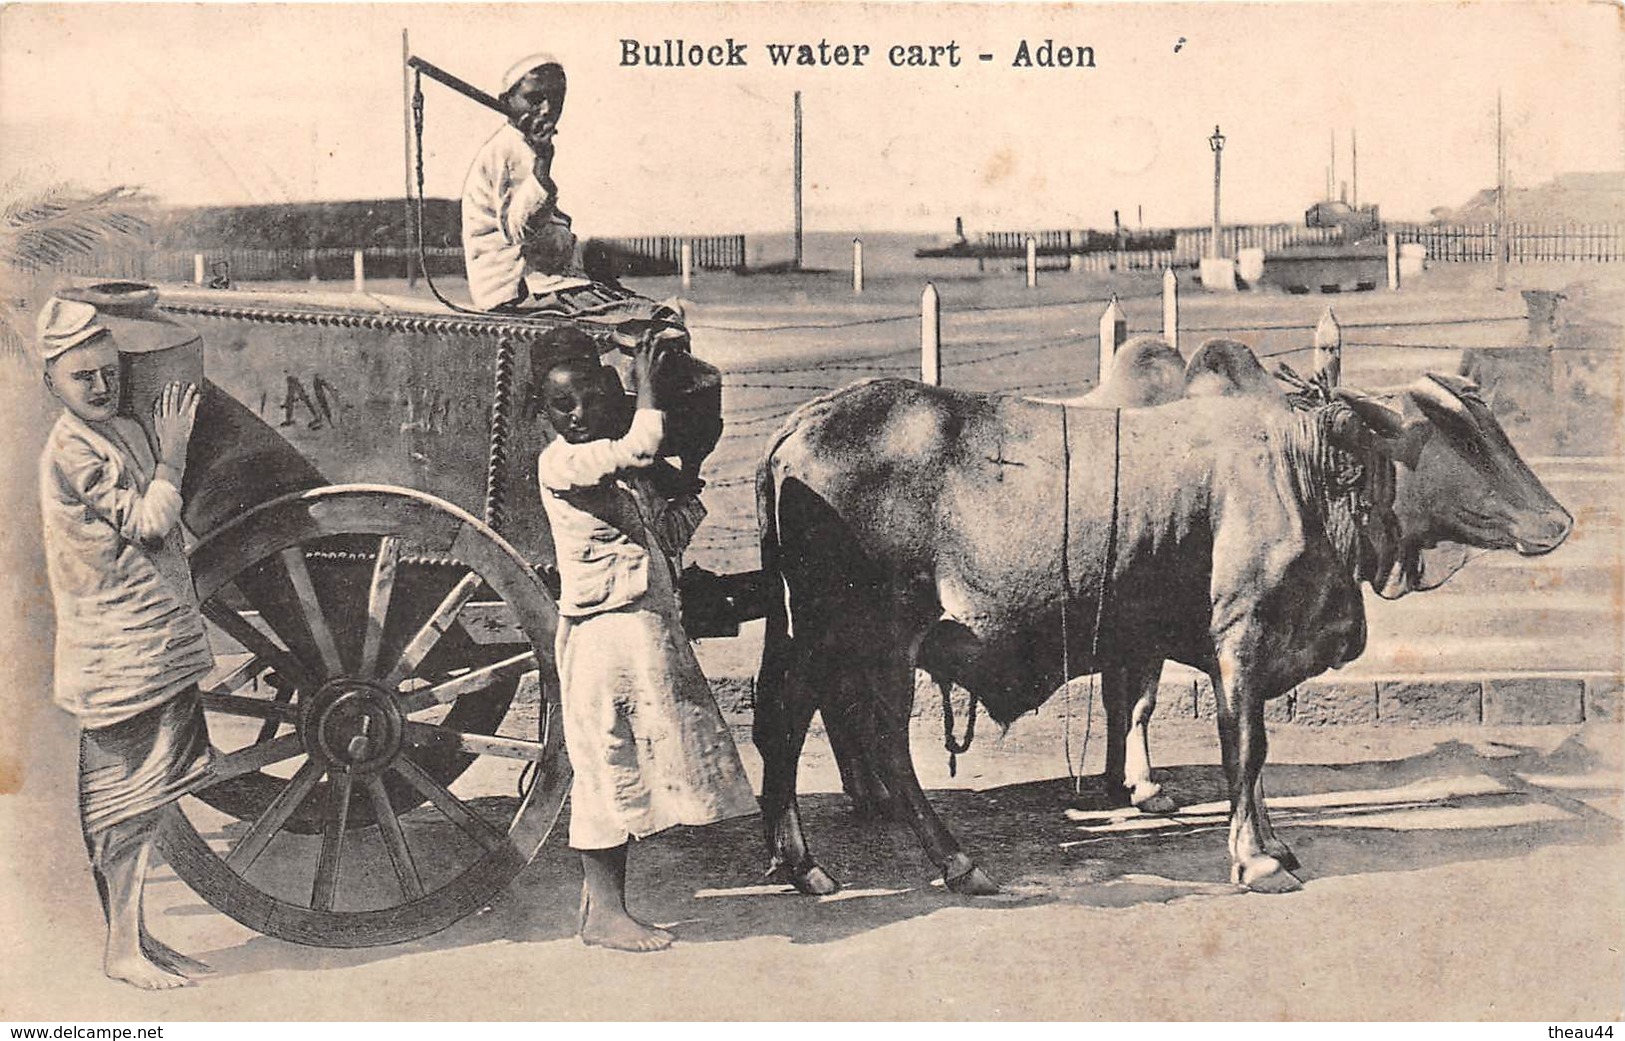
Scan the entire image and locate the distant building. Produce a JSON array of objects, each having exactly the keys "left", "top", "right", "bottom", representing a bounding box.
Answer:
[{"left": 1436, "top": 171, "right": 1625, "bottom": 225}]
